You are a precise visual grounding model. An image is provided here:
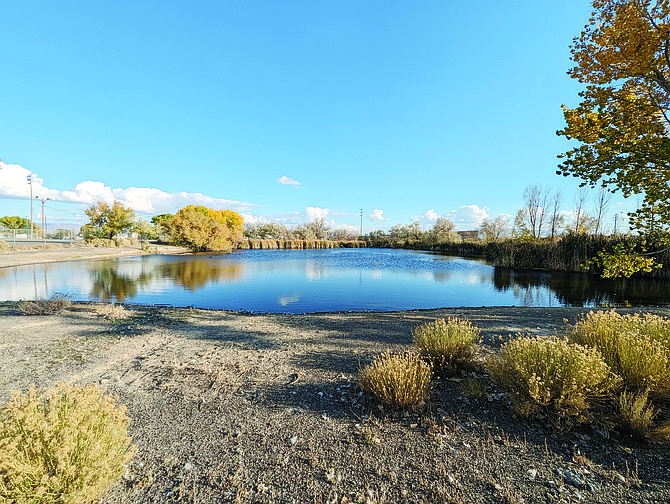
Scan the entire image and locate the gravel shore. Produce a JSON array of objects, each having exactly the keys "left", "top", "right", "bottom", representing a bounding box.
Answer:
[{"left": 1, "top": 246, "right": 669, "bottom": 503}]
